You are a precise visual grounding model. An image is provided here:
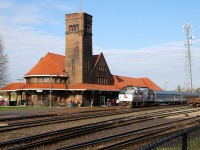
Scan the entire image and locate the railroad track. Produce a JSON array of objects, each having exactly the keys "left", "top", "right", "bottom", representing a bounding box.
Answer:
[
  {"left": 0, "top": 106, "right": 187, "bottom": 133},
  {"left": 1, "top": 107, "right": 199, "bottom": 150},
  {"left": 59, "top": 117, "right": 200, "bottom": 150},
  {"left": 0, "top": 108, "right": 118, "bottom": 122},
  {"left": 0, "top": 105, "right": 186, "bottom": 122},
  {"left": 0, "top": 109, "right": 134, "bottom": 132}
]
